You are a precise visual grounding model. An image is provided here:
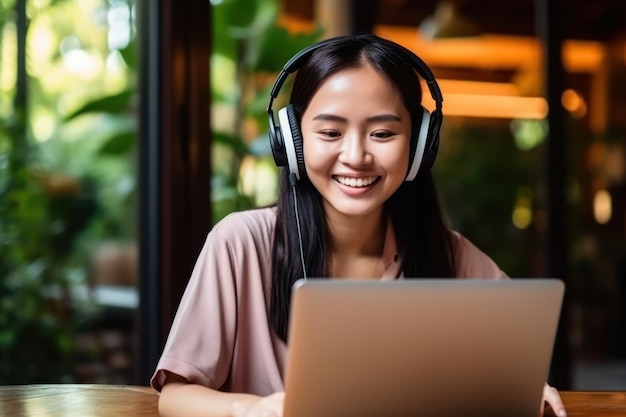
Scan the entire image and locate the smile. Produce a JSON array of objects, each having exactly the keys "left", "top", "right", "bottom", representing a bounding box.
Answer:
[{"left": 333, "top": 176, "right": 379, "bottom": 188}]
